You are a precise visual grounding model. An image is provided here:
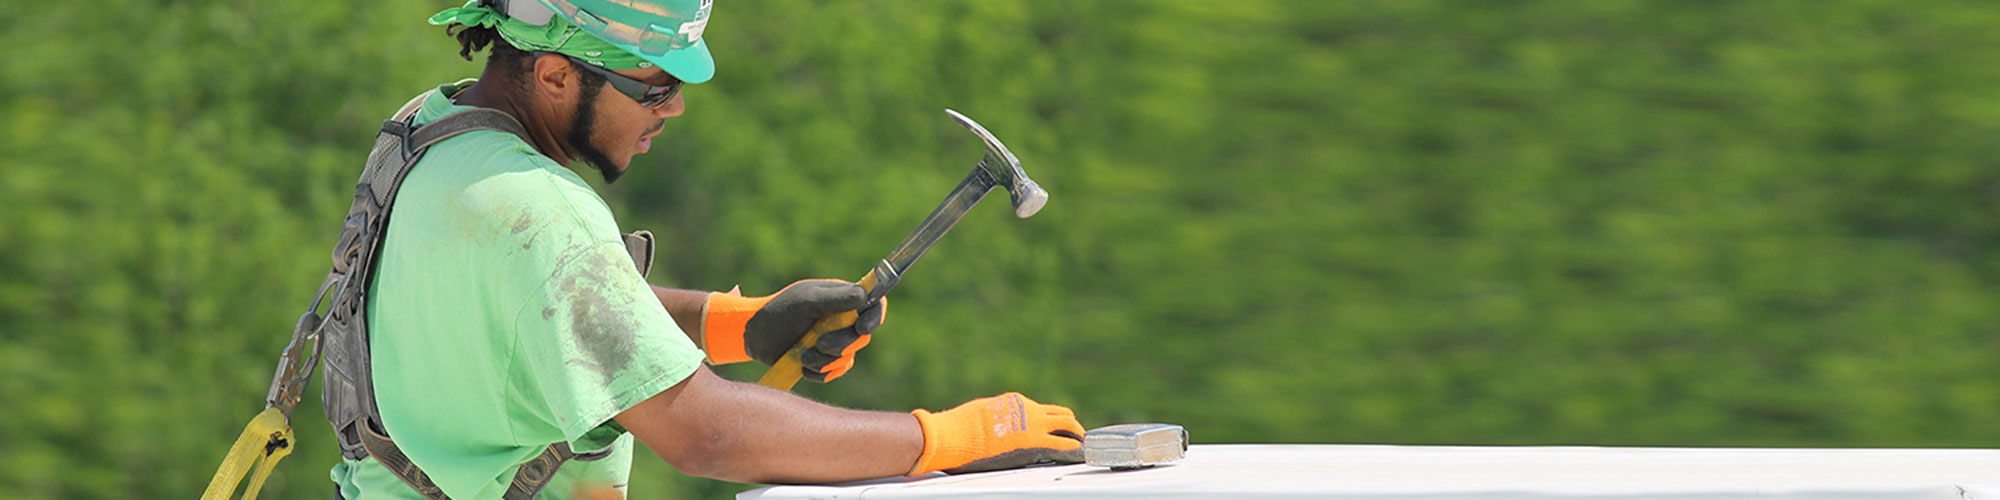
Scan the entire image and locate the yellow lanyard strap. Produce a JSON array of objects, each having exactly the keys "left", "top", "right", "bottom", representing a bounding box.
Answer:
[{"left": 202, "top": 407, "right": 297, "bottom": 500}]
